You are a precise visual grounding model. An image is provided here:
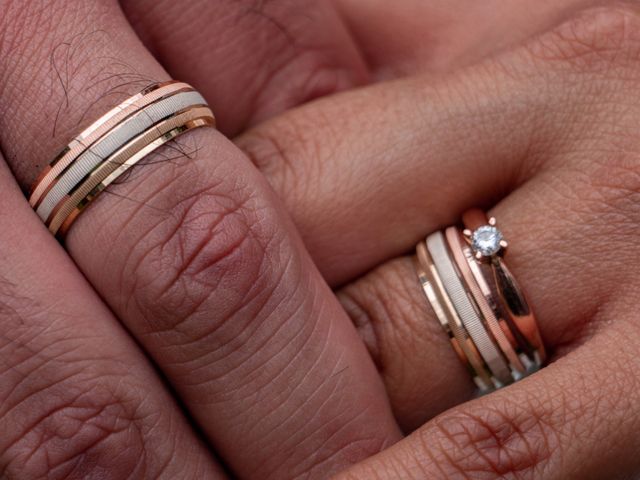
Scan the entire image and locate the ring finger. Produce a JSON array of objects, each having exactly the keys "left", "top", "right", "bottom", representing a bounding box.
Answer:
[{"left": 341, "top": 163, "right": 619, "bottom": 430}]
